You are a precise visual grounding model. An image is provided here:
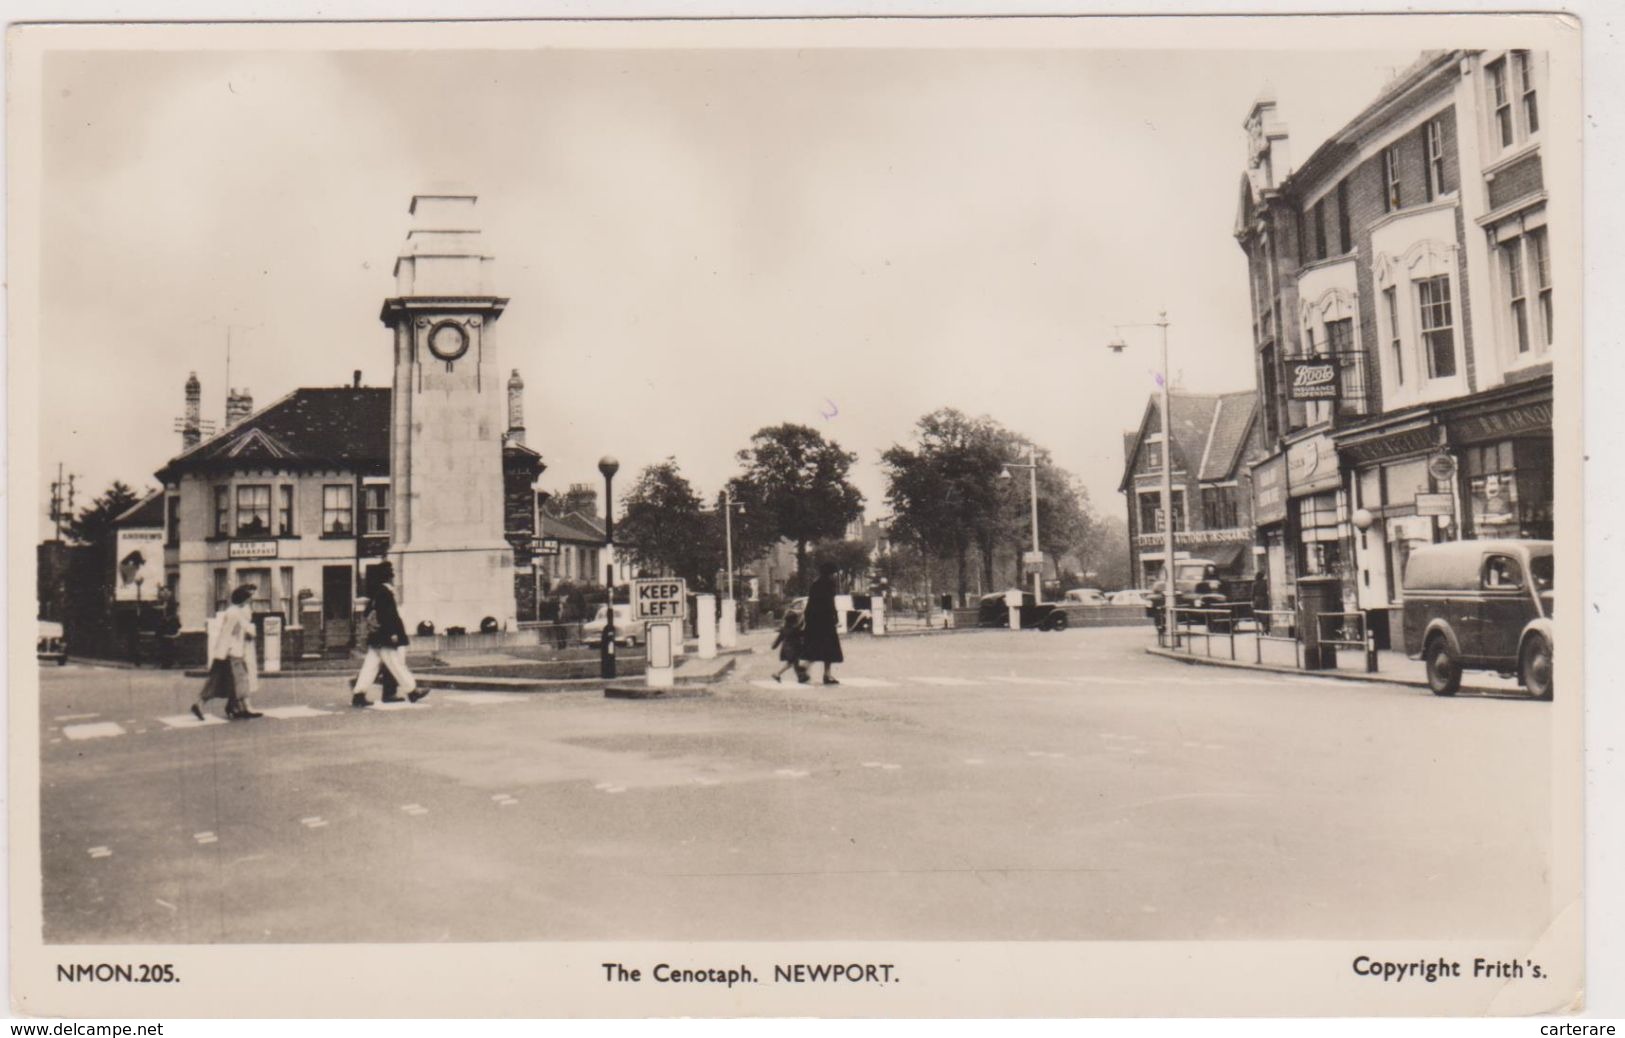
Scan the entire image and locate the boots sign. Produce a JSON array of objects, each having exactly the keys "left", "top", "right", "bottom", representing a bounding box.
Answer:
[{"left": 1286, "top": 359, "right": 1340, "bottom": 401}]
